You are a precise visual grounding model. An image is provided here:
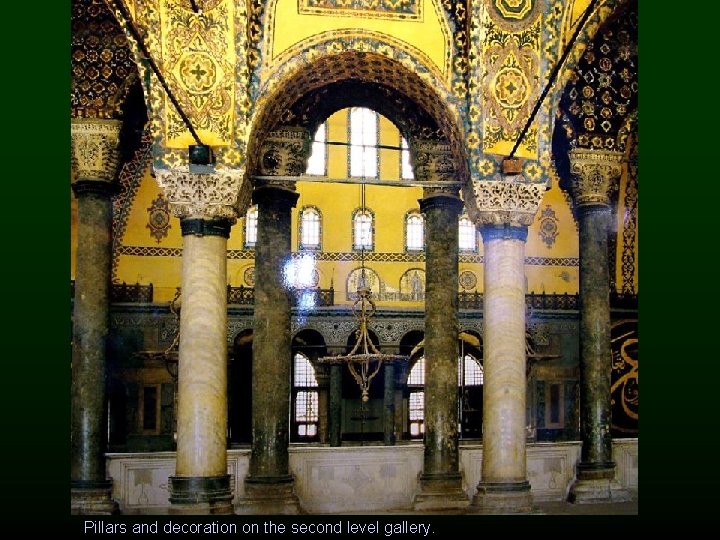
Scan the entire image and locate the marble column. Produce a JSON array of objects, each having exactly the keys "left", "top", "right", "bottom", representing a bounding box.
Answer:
[
  {"left": 566, "top": 149, "right": 630, "bottom": 503},
  {"left": 472, "top": 224, "right": 533, "bottom": 513},
  {"left": 411, "top": 140, "right": 468, "bottom": 511},
  {"left": 465, "top": 178, "right": 545, "bottom": 514},
  {"left": 329, "top": 363, "right": 342, "bottom": 447},
  {"left": 70, "top": 118, "right": 121, "bottom": 515},
  {"left": 239, "top": 127, "right": 309, "bottom": 514},
  {"left": 170, "top": 218, "right": 234, "bottom": 514},
  {"left": 154, "top": 166, "right": 248, "bottom": 514},
  {"left": 383, "top": 362, "right": 396, "bottom": 446}
]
